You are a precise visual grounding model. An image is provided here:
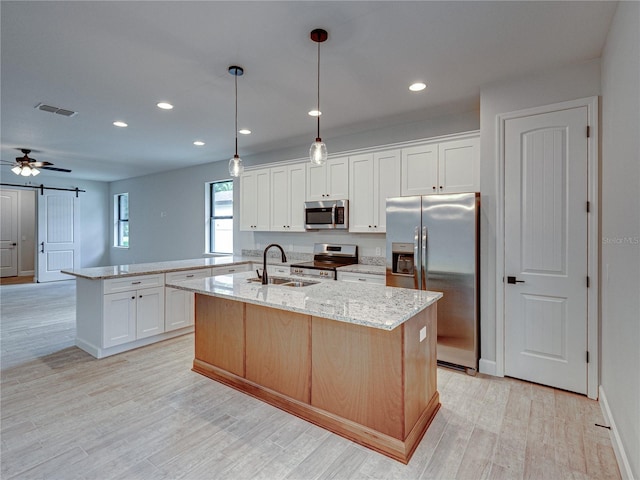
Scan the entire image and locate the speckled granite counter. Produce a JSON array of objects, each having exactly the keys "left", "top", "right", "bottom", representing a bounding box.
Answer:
[
  {"left": 62, "top": 256, "right": 272, "bottom": 279},
  {"left": 336, "top": 264, "right": 385, "bottom": 275},
  {"left": 167, "top": 270, "right": 441, "bottom": 331}
]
